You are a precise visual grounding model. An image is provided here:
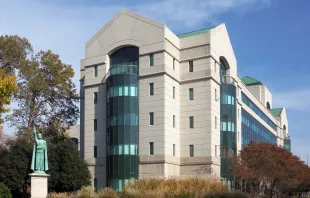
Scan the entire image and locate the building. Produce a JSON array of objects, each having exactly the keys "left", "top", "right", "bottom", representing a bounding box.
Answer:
[
  {"left": 67, "top": 125, "right": 80, "bottom": 151},
  {"left": 79, "top": 9, "right": 290, "bottom": 190}
]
